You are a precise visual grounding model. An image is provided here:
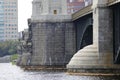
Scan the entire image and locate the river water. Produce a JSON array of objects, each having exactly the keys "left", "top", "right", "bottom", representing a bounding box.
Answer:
[{"left": 0, "top": 63, "right": 119, "bottom": 80}]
